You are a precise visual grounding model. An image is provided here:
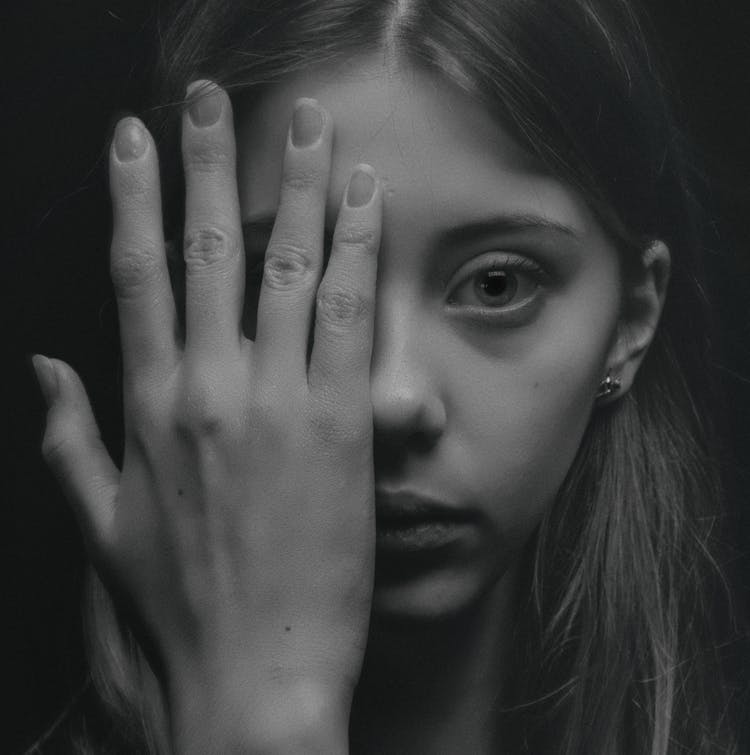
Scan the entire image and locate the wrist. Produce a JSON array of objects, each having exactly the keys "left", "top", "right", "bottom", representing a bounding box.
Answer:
[
  {"left": 241, "top": 679, "right": 350, "bottom": 755},
  {"left": 169, "top": 676, "right": 351, "bottom": 755}
]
